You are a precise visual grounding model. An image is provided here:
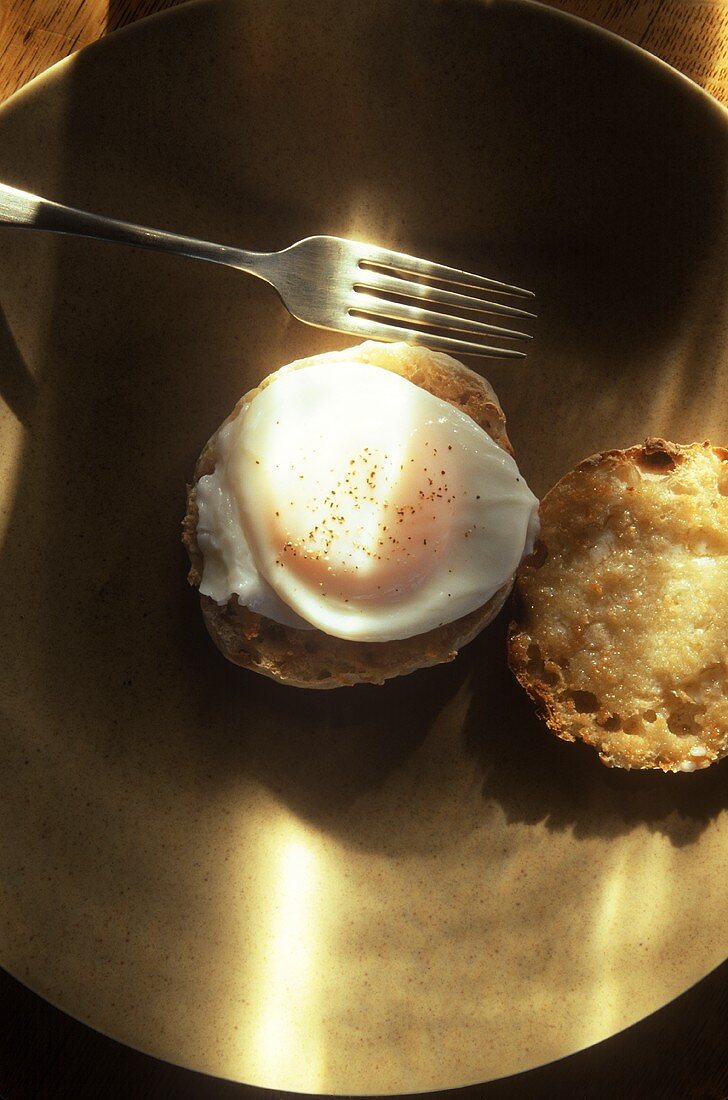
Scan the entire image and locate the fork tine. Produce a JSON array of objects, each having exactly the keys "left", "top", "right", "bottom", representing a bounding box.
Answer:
[
  {"left": 355, "top": 270, "right": 537, "bottom": 320},
  {"left": 358, "top": 245, "right": 535, "bottom": 299},
  {"left": 351, "top": 292, "right": 532, "bottom": 341},
  {"left": 340, "top": 314, "right": 527, "bottom": 360}
]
